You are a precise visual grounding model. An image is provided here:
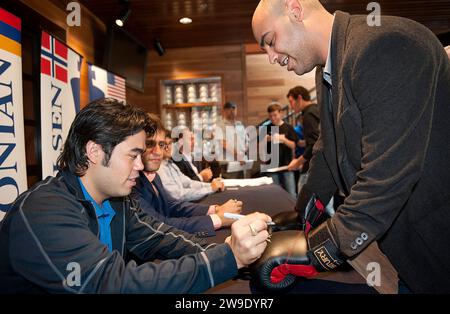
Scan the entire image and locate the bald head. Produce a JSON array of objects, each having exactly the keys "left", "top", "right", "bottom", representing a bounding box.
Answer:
[
  {"left": 252, "top": 0, "right": 332, "bottom": 75},
  {"left": 252, "top": 0, "right": 325, "bottom": 43},
  {"left": 254, "top": 0, "right": 283, "bottom": 15},
  {"left": 253, "top": 0, "right": 321, "bottom": 19},
  {"left": 253, "top": 0, "right": 284, "bottom": 30}
]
